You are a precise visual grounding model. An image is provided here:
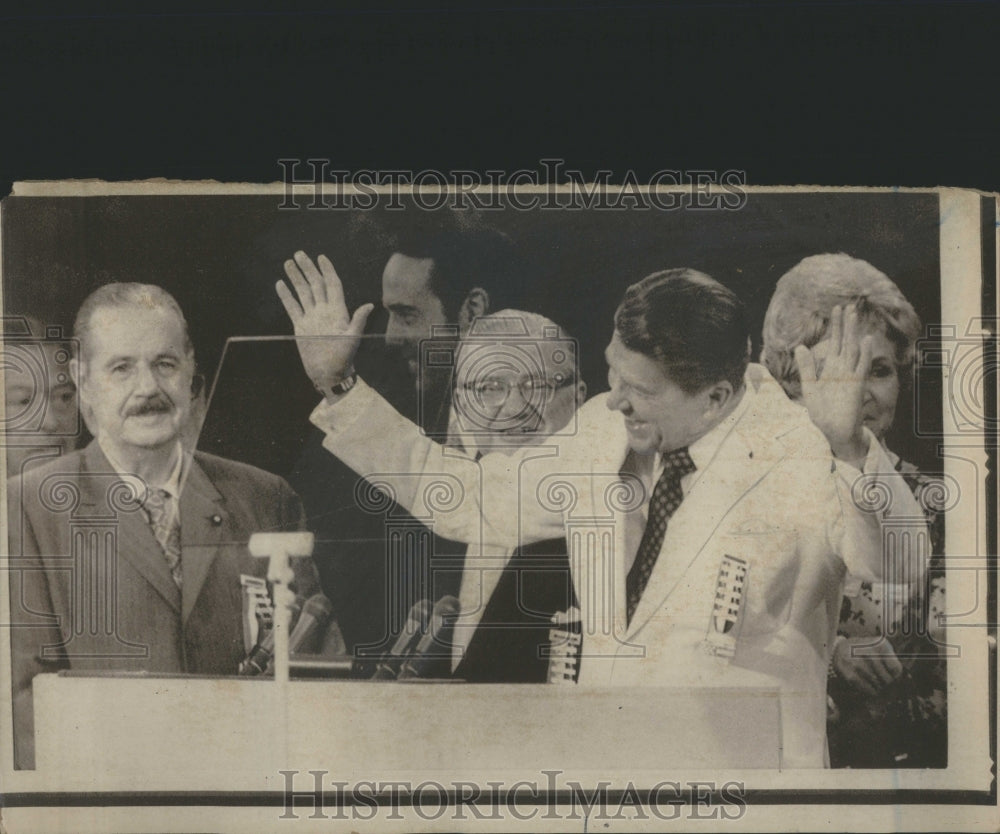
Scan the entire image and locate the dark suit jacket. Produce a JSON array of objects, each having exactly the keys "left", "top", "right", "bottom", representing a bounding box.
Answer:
[
  {"left": 453, "top": 539, "right": 575, "bottom": 683},
  {"left": 7, "top": 440, "right": 319, "bottom": 768}
]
